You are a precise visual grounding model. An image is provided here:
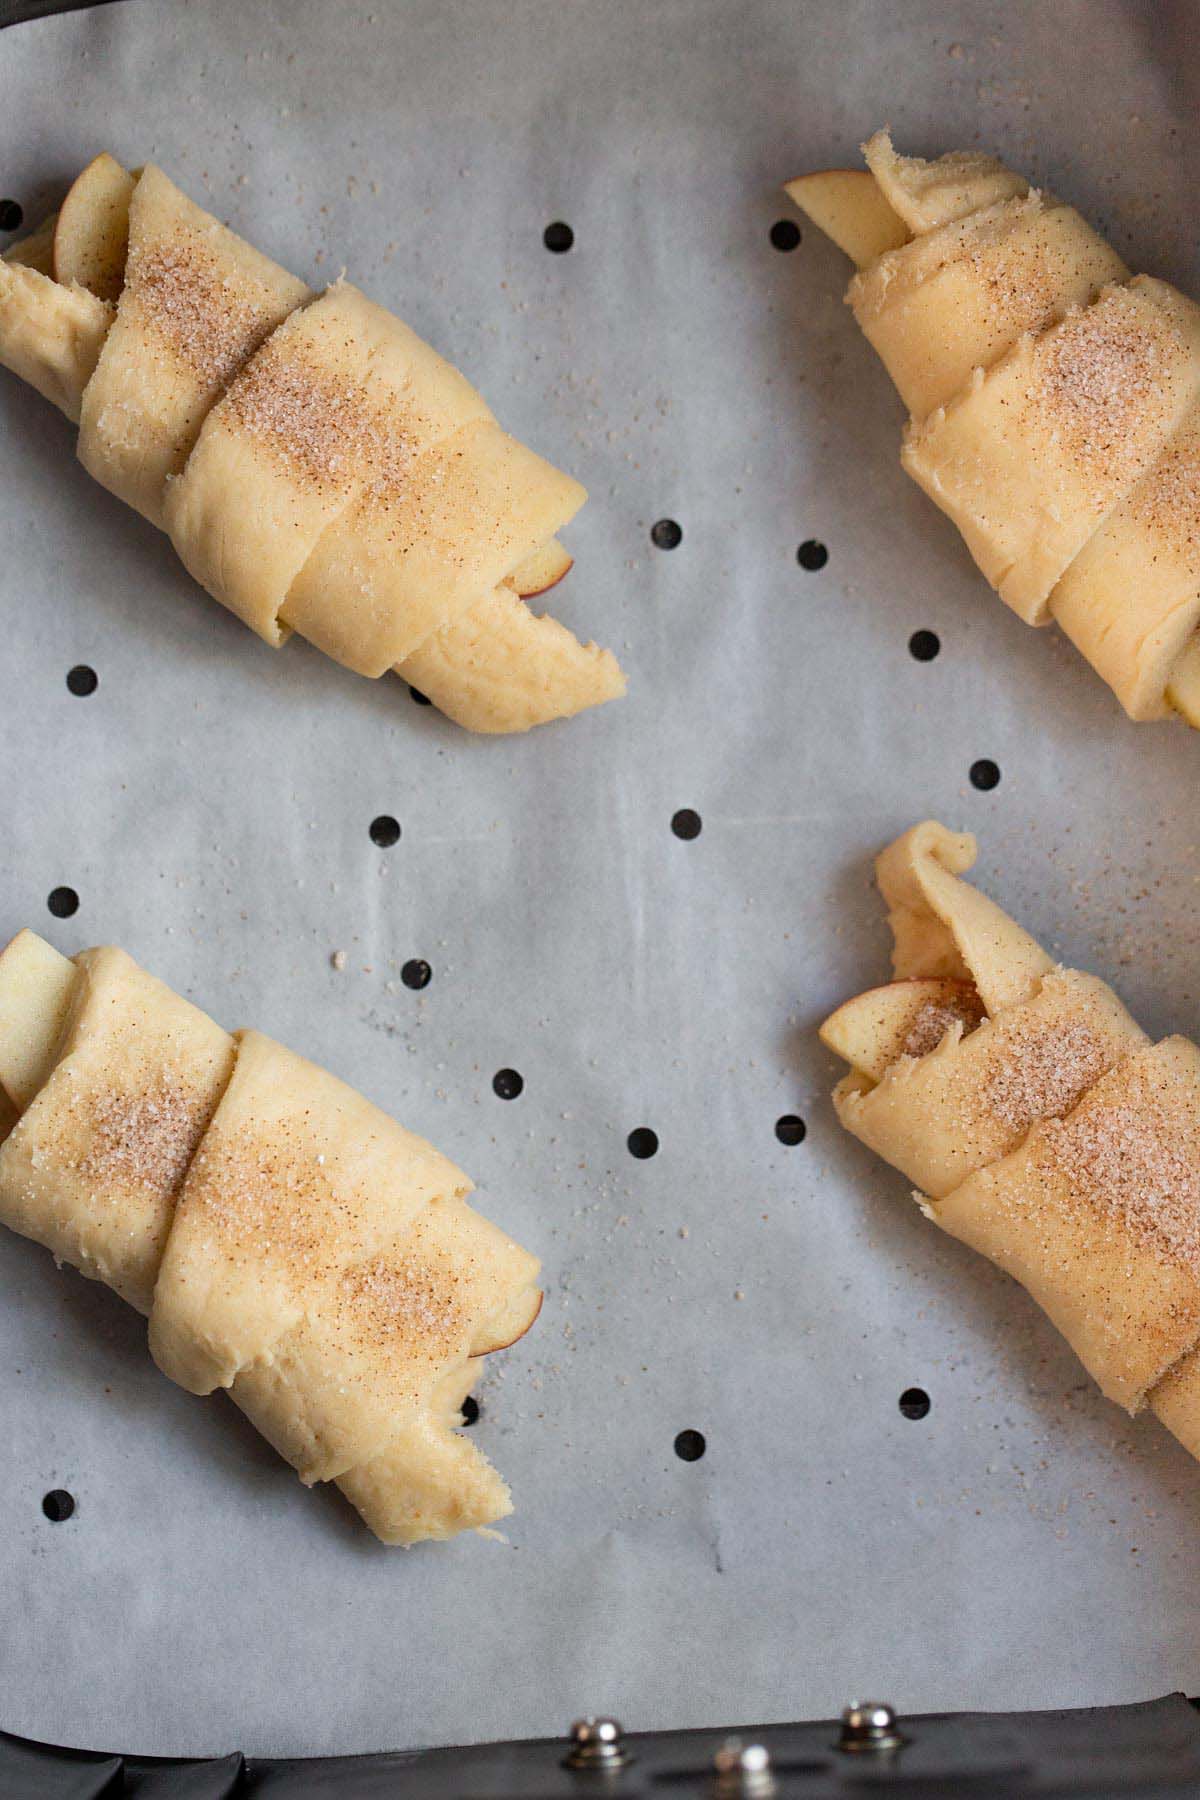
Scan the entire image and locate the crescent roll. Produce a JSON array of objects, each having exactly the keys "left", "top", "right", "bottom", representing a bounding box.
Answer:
[
  {"left": 820, "top": 823, "right": 1200, "bottom": 1461},
  {"left": 0, "top": 154, "right": 625, "bottom": 734},
  {"left": 786, "top": 134, "right": 1200, "bottom": 726},
  {"left": 0, "top": 928, "right": 542, "bottom": 1543}
]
